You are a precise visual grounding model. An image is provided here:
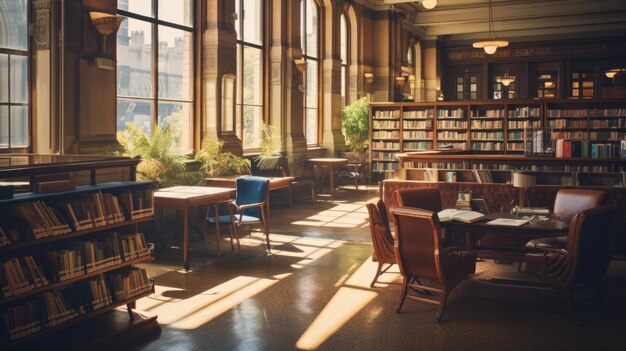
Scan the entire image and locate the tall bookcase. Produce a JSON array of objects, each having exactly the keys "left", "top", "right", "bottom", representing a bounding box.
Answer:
[
  {"left": 369, "top": 99, "right": 626, "bottom": 182},
  {"left": 0, "top": 155, "right": 157, "bottom": 348}
]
